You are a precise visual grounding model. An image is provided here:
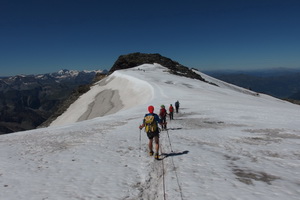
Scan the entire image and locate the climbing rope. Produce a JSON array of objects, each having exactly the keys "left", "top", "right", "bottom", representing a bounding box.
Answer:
[
  {"left": 166, "top": 130, "right": 173, "bottom": 153},
  {"left": 161, "top": 129, "right": 184, "bottom": 200},
  {"left": 159, "top": 132, "right": 167, "bottom": 200},
  {"left": 170, "top": 154, "right": 184, "bottom": 200},
  {"left": 159, "top": 143, "right": 166, "bottom": 200}
]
